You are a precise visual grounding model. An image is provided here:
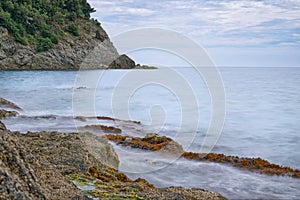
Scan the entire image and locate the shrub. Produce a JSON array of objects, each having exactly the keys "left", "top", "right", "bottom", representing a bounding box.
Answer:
[
  {"left": 41, "top": 30, "right": 58, "bottom": 44},
  {"left": 36, "top": 37, "right": 53, "bottom": 52},
  {"left": 64, "top": 23, "right": 79, "bottom": 36},
  {"left": 14, "top": 33, "right": 27, "bottom": 45},
  {"left": 0, "top": 0, "right": 95, "bottom": 48}
]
